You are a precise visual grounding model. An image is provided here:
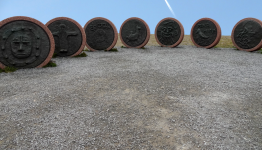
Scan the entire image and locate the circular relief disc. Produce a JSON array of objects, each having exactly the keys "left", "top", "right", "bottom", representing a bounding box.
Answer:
[
  {"left": 120, "top": 17, "right": 150, "bottom": 48},
  {"left": 231, "top": 18, "right": 262, "bottom": 51},
  {"left": 46, "top": 17, "right": 86, "bottom": 57},
  {"left": 84, "top": 17, "right": 118, "bottom": 51},
  {"left": 0, "top": 16, "right": 55, "bottom": 69},
  {"left": 155, "top": 17, "right": 184, "bottom": 47},
  {"left": 190, "top": 18, "right": 221, "bottom": 49}
]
